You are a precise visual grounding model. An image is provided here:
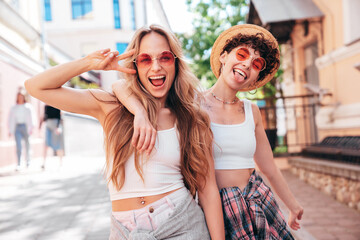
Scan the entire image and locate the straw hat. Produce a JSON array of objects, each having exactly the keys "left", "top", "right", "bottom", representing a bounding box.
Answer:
[{"left": 210, "top": 24, "right": 280, "bottom": 91}]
